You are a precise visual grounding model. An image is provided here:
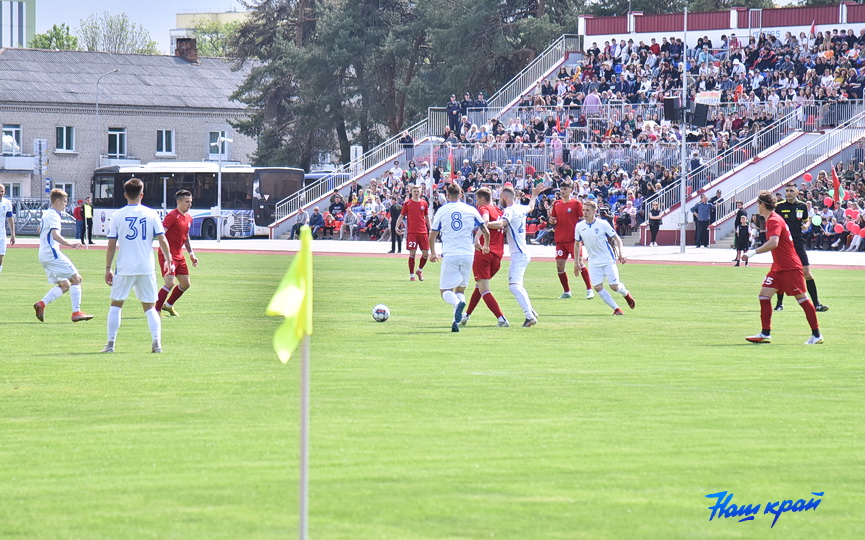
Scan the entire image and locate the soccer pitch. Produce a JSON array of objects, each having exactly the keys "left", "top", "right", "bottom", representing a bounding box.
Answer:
[{"left": 0, "top": 249, "right": 862, "bottom": 538}]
